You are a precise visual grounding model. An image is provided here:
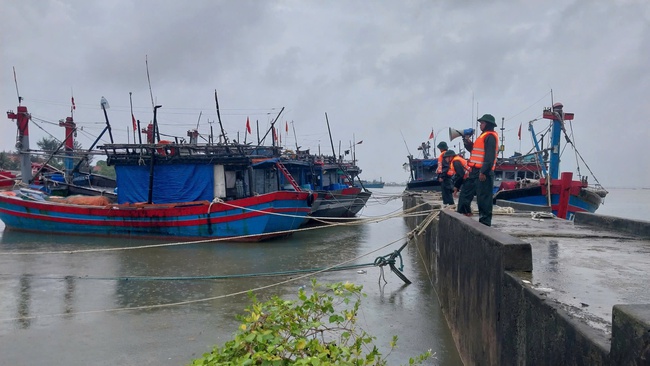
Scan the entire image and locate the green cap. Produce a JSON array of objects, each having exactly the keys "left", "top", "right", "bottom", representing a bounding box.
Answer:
[
  {"left": 443, "top": 149, "right": 456, "bottom": 158},
  {"left": 477, "top": 114, "right": 497, "bottom": 126},
  {"left": 437, "top": 141, "right": 448, "bottom": 149}
]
